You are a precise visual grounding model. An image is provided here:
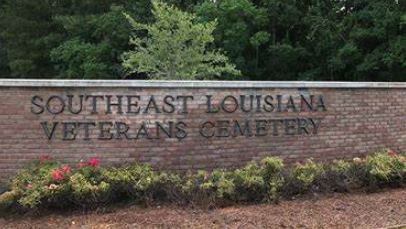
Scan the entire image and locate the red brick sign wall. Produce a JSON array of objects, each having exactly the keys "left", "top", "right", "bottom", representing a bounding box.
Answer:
[{"left": 1, "top": 80, "right": 405, "bottom": 184}]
